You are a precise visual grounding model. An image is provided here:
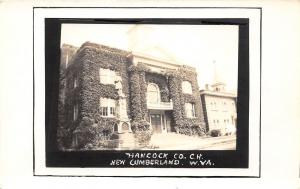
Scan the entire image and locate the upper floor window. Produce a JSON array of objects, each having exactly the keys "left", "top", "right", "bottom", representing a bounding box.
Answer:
[
  {"left": 73, "top": 103, "right": 78, "bottom": 121},
  {"left": 182, "top": 81, "right": 193, "bottom": 94},
  {"left": 99, "top": 68, "right": 116, "bottom": 85},
  {"left": 185, "top": 103, "right": 196, "bottom": 118},
  {"left": 73, "top": 77, "right": 78, "bottom": 88},
  {"left": 99, "top": 98, "right": 116, "bottom": 117},
  {"left": 147, "top": 83, "right": 160, "bottom": 104},
  {"left": 212, "top": 101, "right": 217, "bottom": 110}
]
